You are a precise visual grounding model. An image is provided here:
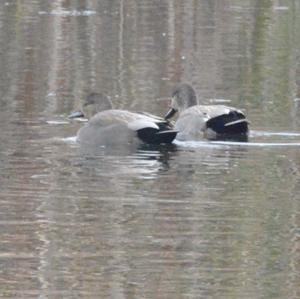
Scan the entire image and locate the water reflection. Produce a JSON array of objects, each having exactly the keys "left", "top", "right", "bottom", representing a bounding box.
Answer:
[
  {"left": 75, "top": 144, "right": 177, "bottom": 180},
  {"left": 0, "top": 0, "right": 300, "bottom": 298}
]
